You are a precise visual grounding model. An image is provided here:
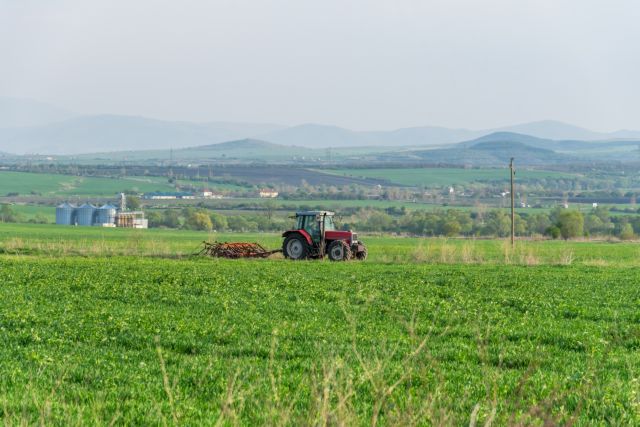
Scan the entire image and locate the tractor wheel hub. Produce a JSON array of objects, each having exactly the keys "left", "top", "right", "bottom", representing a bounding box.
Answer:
[
  {"left": 287, "top": 239, "right": 304, "bottom": 258},
  {"left": 330, "top": 244, "right": 344, "bottom": 259}
]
